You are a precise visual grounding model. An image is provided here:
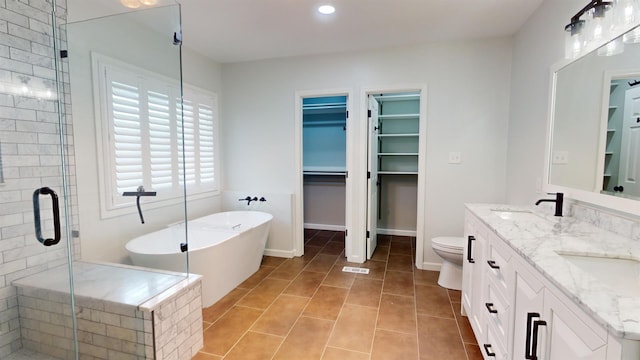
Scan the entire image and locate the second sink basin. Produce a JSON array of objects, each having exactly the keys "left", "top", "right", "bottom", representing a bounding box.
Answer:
[
  {"left": 490, "top": 209, "right": 538, "bottom": 221},
  {"left": 558, "top": 253, "right": 640, "bottom": 298}
]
